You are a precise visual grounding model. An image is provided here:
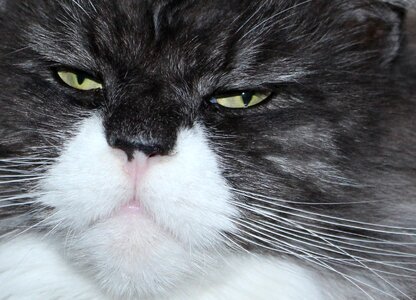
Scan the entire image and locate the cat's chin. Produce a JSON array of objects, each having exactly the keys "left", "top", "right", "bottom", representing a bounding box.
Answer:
[
  {"left": 68, "top": 213, "right": 196, "bottom": 299},
  {"left": 102, "top": 208, "right": 167, "bottom": 252}
]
